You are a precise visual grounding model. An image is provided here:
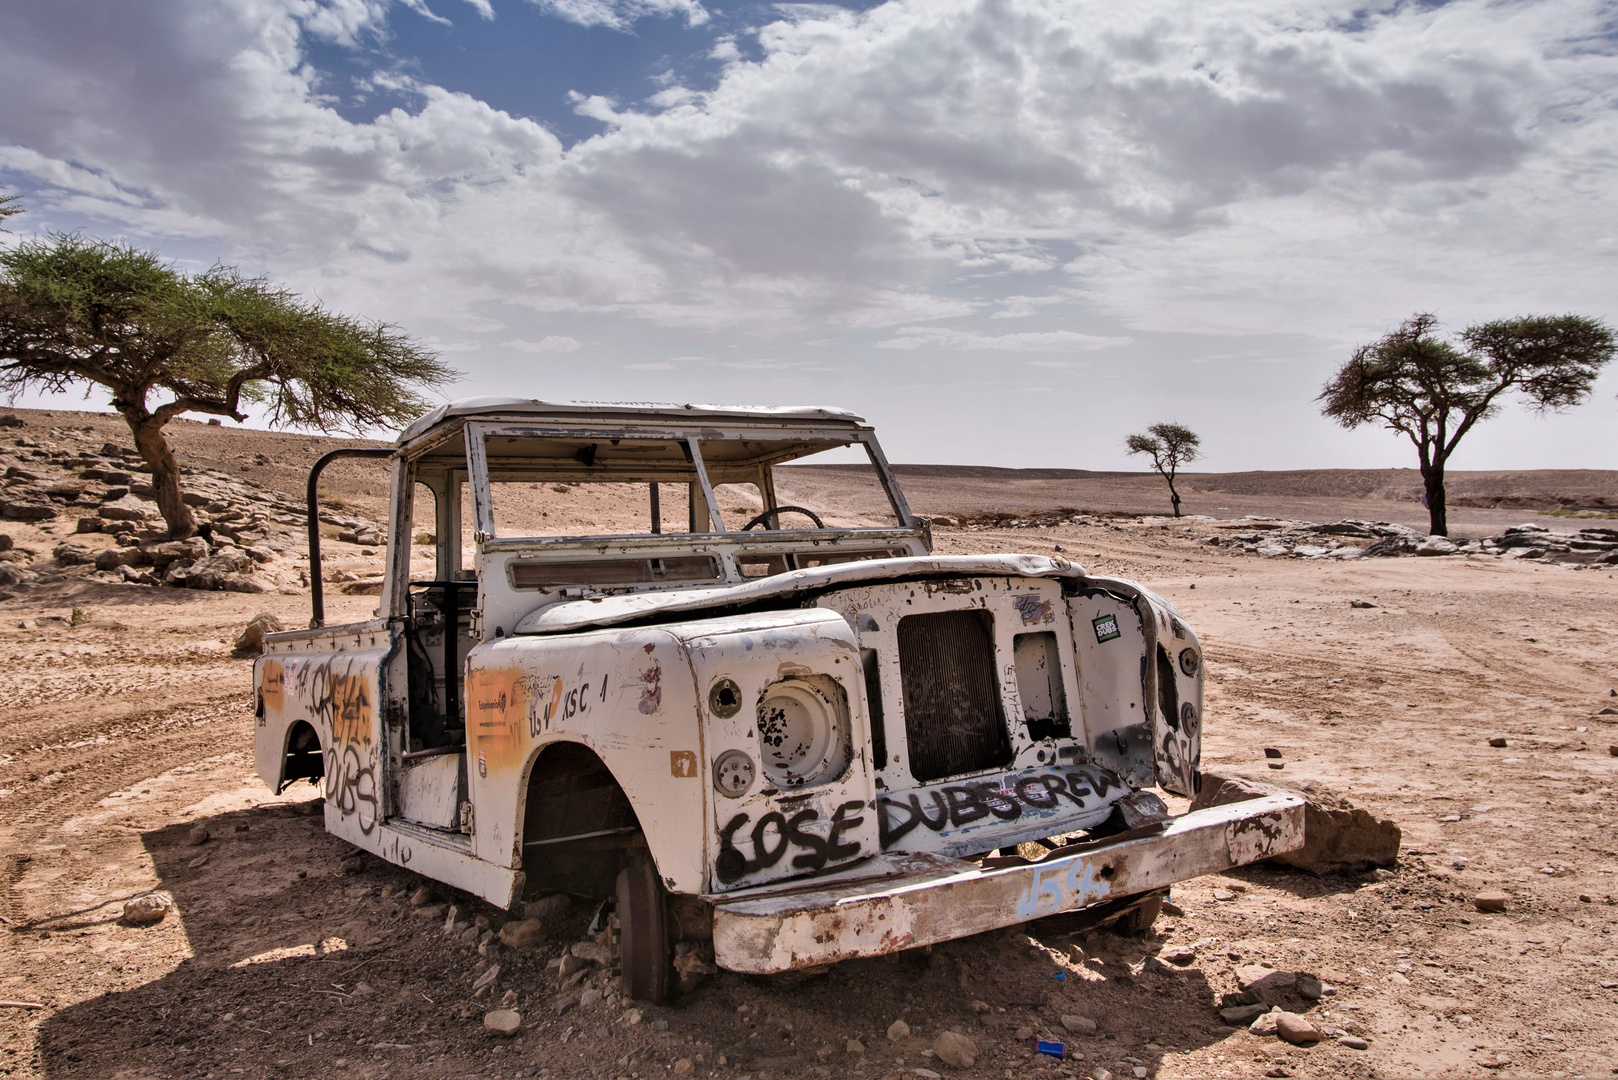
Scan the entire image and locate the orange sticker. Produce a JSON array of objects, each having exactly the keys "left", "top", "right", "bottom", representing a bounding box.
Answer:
[
  {"left": 670, "top": 750, "right": 698, "bottom": 778},
  {"left": 260, "top": 660, "right": 285, "bottom": 713},
  {"left": 467, "top": 667, "right": 526, "bottom": 775}
]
